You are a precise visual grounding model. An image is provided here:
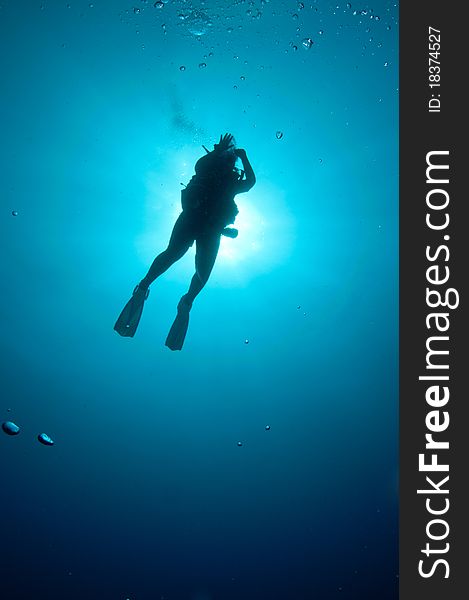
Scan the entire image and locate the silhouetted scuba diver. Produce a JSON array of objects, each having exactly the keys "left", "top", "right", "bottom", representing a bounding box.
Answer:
[{"left": 114, "top": 133, "right": 256, "bottom": 350}]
